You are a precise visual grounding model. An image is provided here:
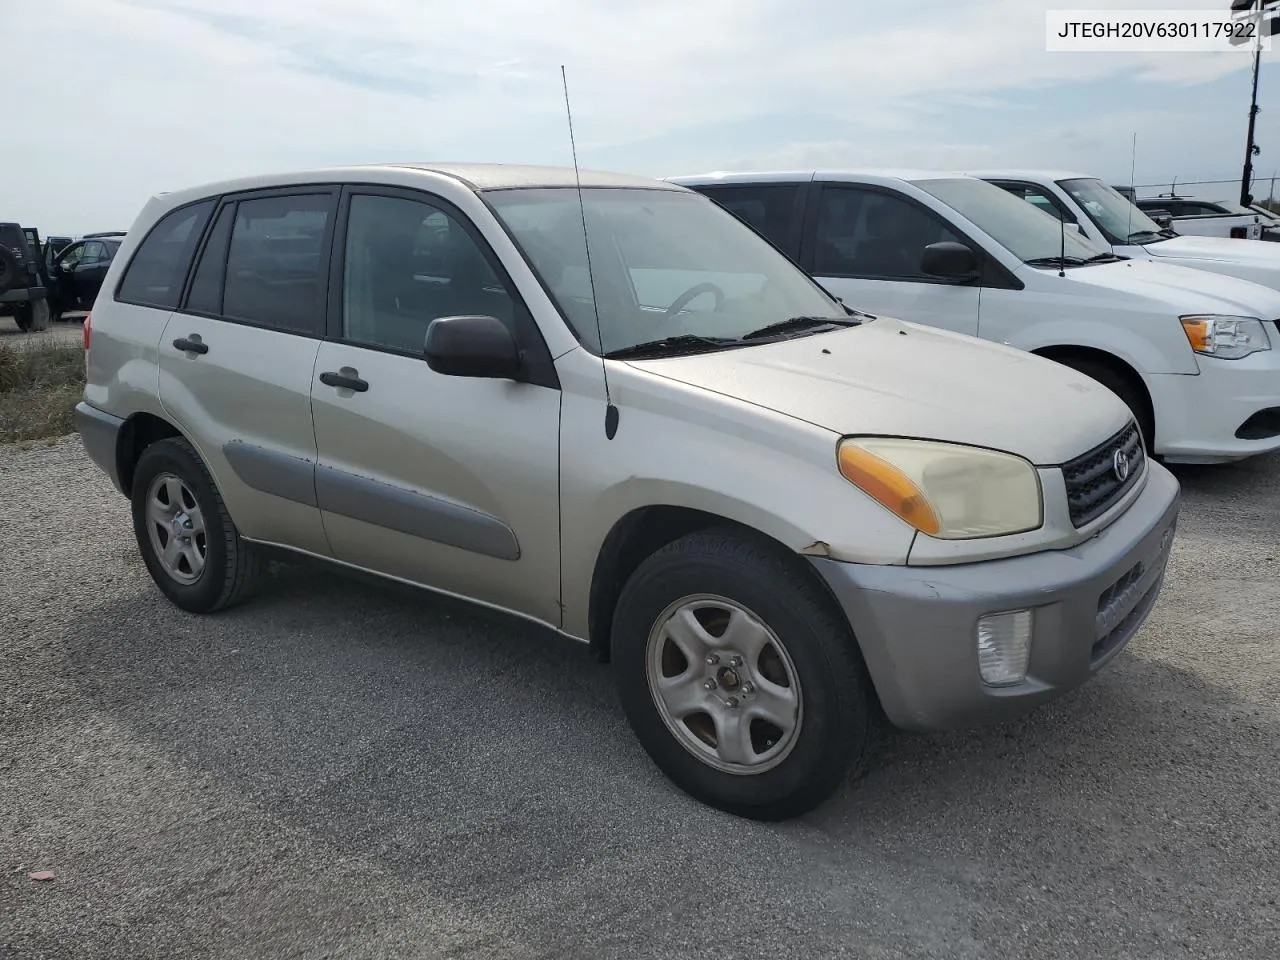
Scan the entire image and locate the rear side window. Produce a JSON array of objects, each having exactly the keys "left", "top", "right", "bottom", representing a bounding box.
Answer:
[
  {"left": 222, "top": 194, "right": 332, "bottom": 334},
  {"left": 116, "top": 200, "right": 215, "bottom": 309},
  {"left": 1178, "top": 203, "right": 1227, "bottom": 217}
]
